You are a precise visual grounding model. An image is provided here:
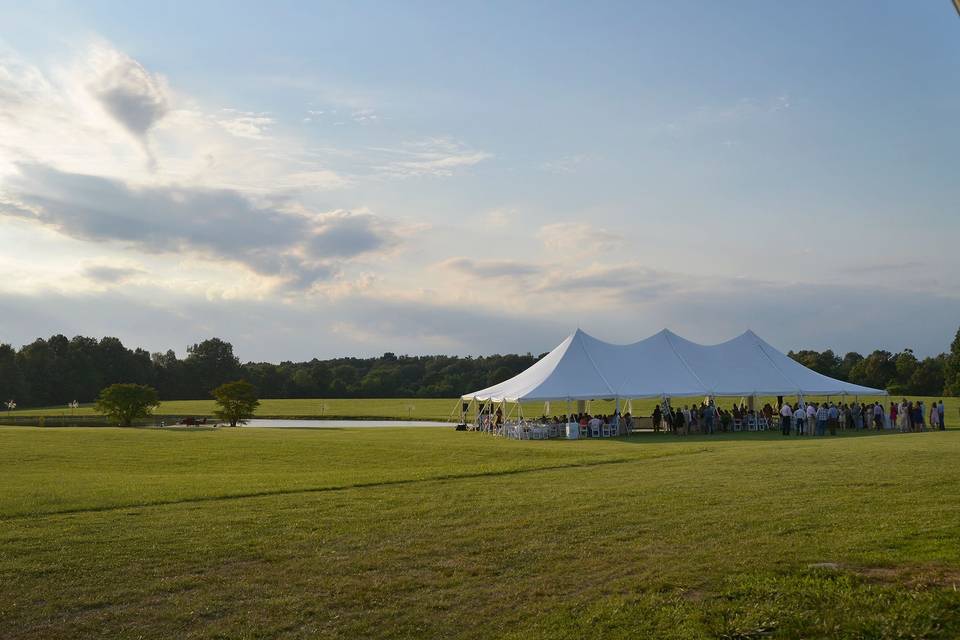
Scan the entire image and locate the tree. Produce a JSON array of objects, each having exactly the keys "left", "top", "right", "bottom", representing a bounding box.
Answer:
[
  {"left": 944, "top": 327, "right": 960, "bottom": 396},
  {"left": 212, "top": 379, "right": 260, "bottom": 427},
  {"left": 894, "top": 349, "right": 918, "bottom": 387},
  {"left": 849, "top": 350, "right": 897, "bottom": 391},
  {"left": 95, "top": 383, "right": 159, "bottom": 427},
  {"left": 788, "top": 350, "right": 841, "bottom": 379},
  {"left": 185, "top": 338, "right": 241, "bottom": 397},
  {"left": 909, "top": 357, "right": 945, "bottom": 396},
  {"left": 0, "top": 344, "right": 25, "bottom": 405},
  {"left": 837, "top": 352, "right": 863, "bottom": 381}
]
